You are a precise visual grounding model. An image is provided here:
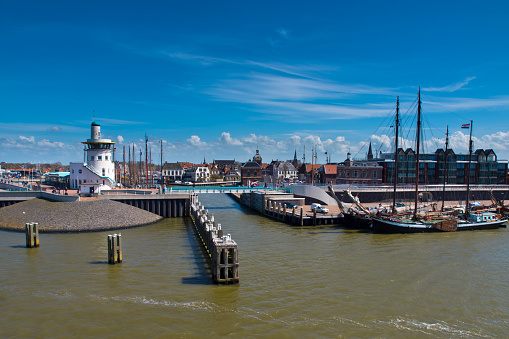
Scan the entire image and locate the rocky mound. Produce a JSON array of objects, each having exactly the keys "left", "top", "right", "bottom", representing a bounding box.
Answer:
[{"left": 0, "top": 198, "right": 163, "bottom": 233}]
